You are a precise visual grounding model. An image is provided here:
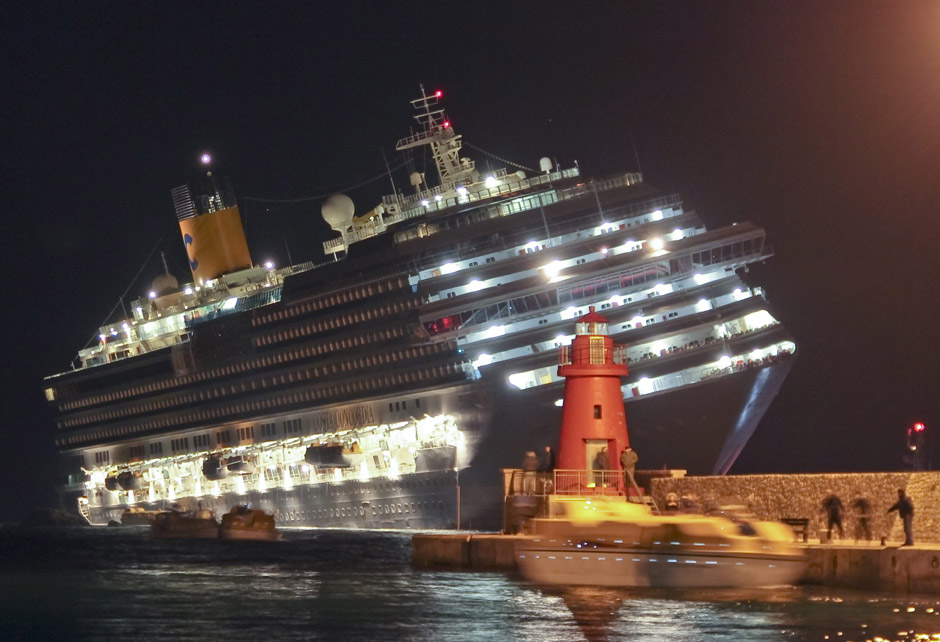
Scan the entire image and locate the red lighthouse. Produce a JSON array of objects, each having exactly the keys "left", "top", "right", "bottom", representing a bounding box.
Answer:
[{"left": 556, "top": 306, "right": 631, "bottom": 481}]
